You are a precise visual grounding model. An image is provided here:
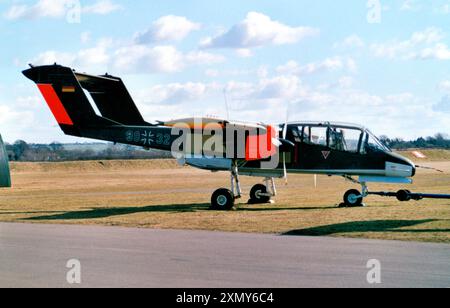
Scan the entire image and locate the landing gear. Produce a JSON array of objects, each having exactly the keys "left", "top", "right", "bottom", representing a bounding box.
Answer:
[
  {"left": 343, "top": 189, "right": 364, "bottom": 207},
  {"left": 210, "top": 161, "right": 242, "bottom": 211},
  {"left": 211, "top": 188, "right": 235, "bottom": 211},
  {"left": 340, "top": 177, "right": 368, "bottom": 208},
  {"left": 209, "top": 161, "right": 278, "bottom": 210},
  {"left": 250, "top": 184, "right": 270, "bottom": 204},
  {"left": 249, "top": 177, "right": 277, "bottom": 204}
]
